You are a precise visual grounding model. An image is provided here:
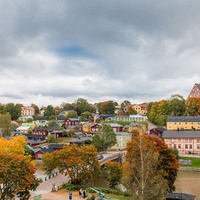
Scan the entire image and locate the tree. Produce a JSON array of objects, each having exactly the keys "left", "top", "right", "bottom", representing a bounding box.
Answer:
[
  {"left": 0, "top": 136, "right": 41, "bottom": 199},
  {"left": 102, "top": 161, "right": 122, "bottom": 188},
  {"left": 168, "top": 95, "right": 186, "bottom": 116},
  {"left": 42, "top": 144, "right": 100, "bottom": 185},
  {"left": 75, "top": 98, "right": 92, "bottom": 115},
  {"left": 92, "top": 123, "right": 117, "bottom": 152},
  {"left": 0, "top": 113, "right": 12, "bottom": 137},
  {"left": 44, "top": 105, "right": 56, "bottom": 118},
  {"left": 31, "top": 103, "right": 39, "bottom": 115},
  {"left": 98, "top": 101, "right": 116, "bottom": 114},
  {"left": 48, "top": 120, "right": 58, "bottom": 127},
  {"left": 123, "top": 135, "right": 179, "bottom": 200},
  {"left": 80, "top": 111, "right": 92, "bottom": 121},
  {"left": 185, "top": 97, "right": 200, "bottom": 116},
  {"left": 66, "top": 110, "right": 78, "bottom": 118},
  {"left": 3, "top": 103, "right": 22, "bottom": 120}
]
